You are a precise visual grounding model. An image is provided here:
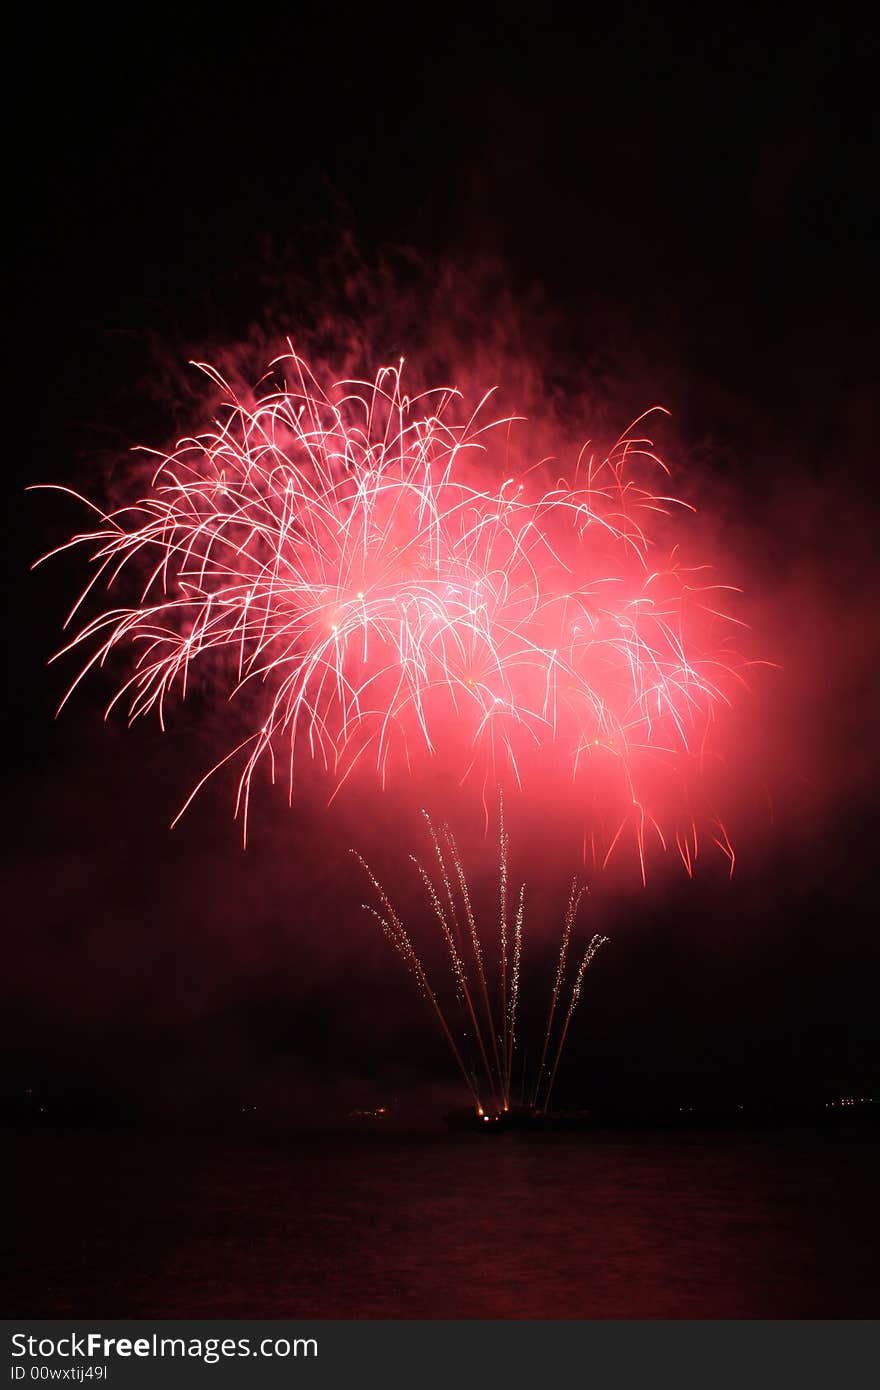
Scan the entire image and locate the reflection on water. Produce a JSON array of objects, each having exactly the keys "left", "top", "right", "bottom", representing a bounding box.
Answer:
[{"left": 9, "top": 1129, "right": 879, "bottom": 1317}]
